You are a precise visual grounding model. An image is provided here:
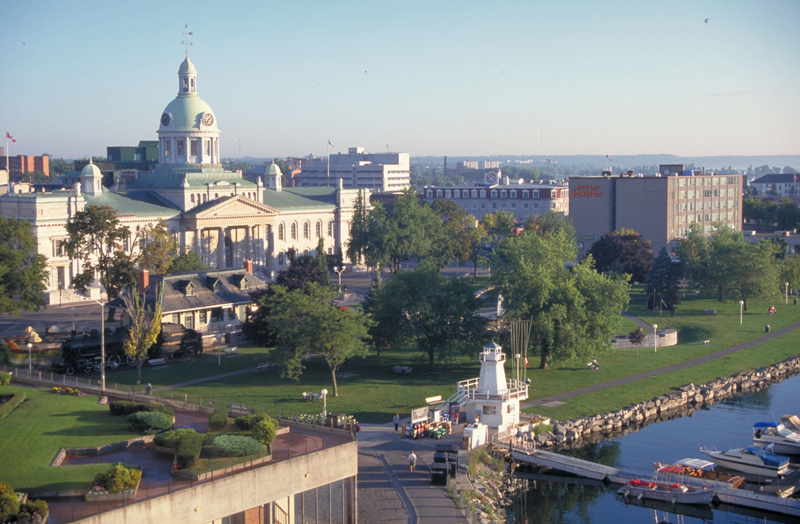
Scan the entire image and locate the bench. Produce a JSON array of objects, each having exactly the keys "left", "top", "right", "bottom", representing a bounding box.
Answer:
[
  {"left": 255, "top": 362, "right": 273, "bottom": 372},
  {"left": 703, "top": 340, "right": 710, "bottom": 346},
  {"left": 302, "top": 392, "right": 322, "bottom": 401},
  {"left": 703, "top": 309, "right": 718, "bottom": 315},
  {"left": 223, "top": 346, "right": 238, "bottom": 354},
  {"left": 228, "top": 402, "right": 250, "bottom": 414},
  {"left": 148, "top": 358, "right": 166, "bottom": 367},
  {"left": 393, "top": 366, "right": 412, "bottom": 375}
]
